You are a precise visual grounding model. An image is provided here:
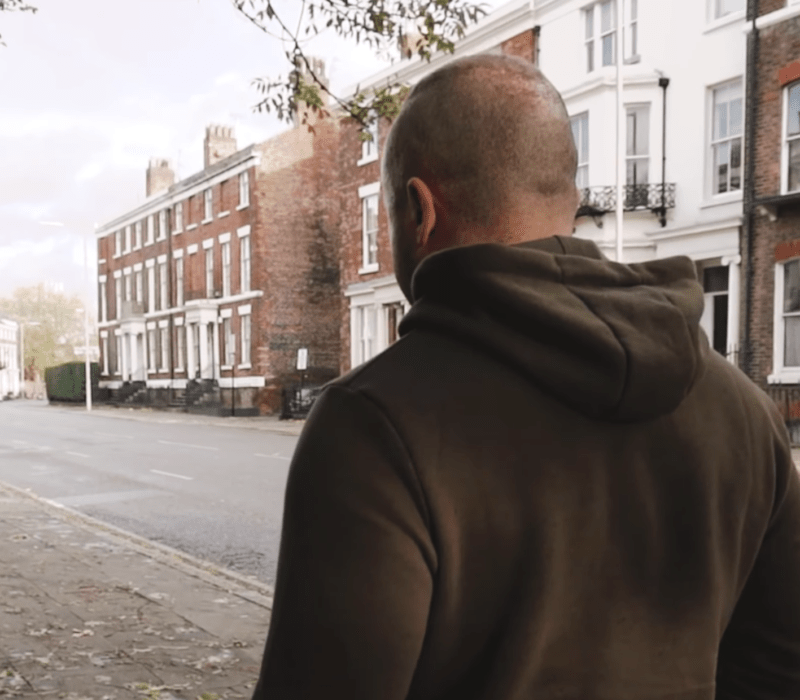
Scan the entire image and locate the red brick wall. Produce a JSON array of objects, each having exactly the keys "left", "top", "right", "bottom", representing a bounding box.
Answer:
[
  {"left": 747, "top": 14, "right": 800, "bottom": 385},
  {"left": 252, "top": 119, "right": 343, "bottom": 413},
  {"left": 757, "top": 0, "right": 787, "bottom": 18}
]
